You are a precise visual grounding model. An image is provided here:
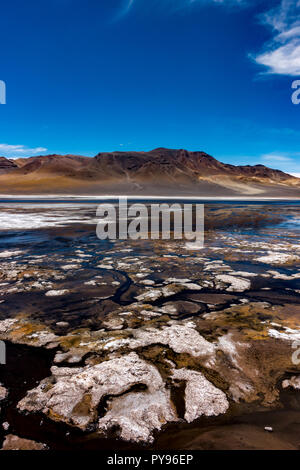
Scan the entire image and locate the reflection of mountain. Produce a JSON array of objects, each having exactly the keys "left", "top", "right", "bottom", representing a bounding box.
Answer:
[{"left": 0, "top": 148, "right": 299, "bottom": 197}]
